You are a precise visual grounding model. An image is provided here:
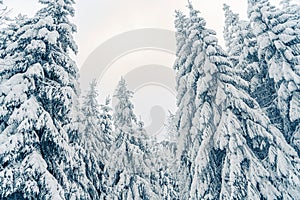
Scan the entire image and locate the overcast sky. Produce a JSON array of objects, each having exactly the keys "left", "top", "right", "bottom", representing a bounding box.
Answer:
[
  {"left": 3, "top": 0, "right": 286, "bottom": 139},
  {"left": 4, "top": 0, "right": 253, "bottom": 66},
  {"left": 4, "top": 0, "right": 288, "bottom": 66}
]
